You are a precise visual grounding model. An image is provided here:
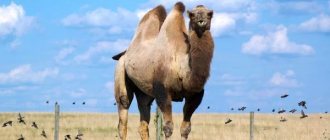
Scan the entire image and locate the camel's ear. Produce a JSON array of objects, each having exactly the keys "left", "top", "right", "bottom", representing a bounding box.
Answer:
[
  {"left": 208, "top": 10, "right": 213, "bottom": 18},
  {"left": 187, "top": 10, "right": 194, "bottom": 18}
]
